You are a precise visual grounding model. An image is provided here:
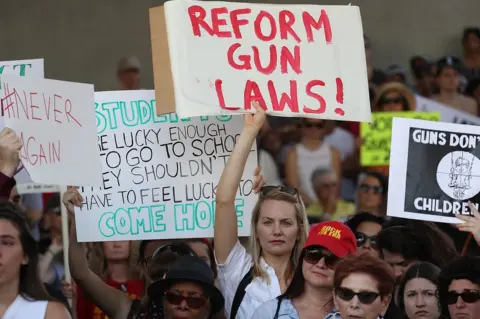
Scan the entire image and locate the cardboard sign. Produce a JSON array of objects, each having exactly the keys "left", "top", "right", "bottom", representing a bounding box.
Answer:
[
  {"left": 0, "top": 75, "right": 102, "bottom": 186},
  {"left": 388, "top": 117, "right": 480, "bottom": 224},
  {"left": 361, "top": 112, "right": 440, "bottom": 166},
  {"left": 151, "top": 0, "right": 370, "bottom": 122},
  {"left": 0, "top": 59, "right": 44, "bottom": 78},
  {"left": 75, "top": 90, "right": 257, "bottom": 242},
  {"left": 416, "top": 95, "right": 480, "bottom": 126}
]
